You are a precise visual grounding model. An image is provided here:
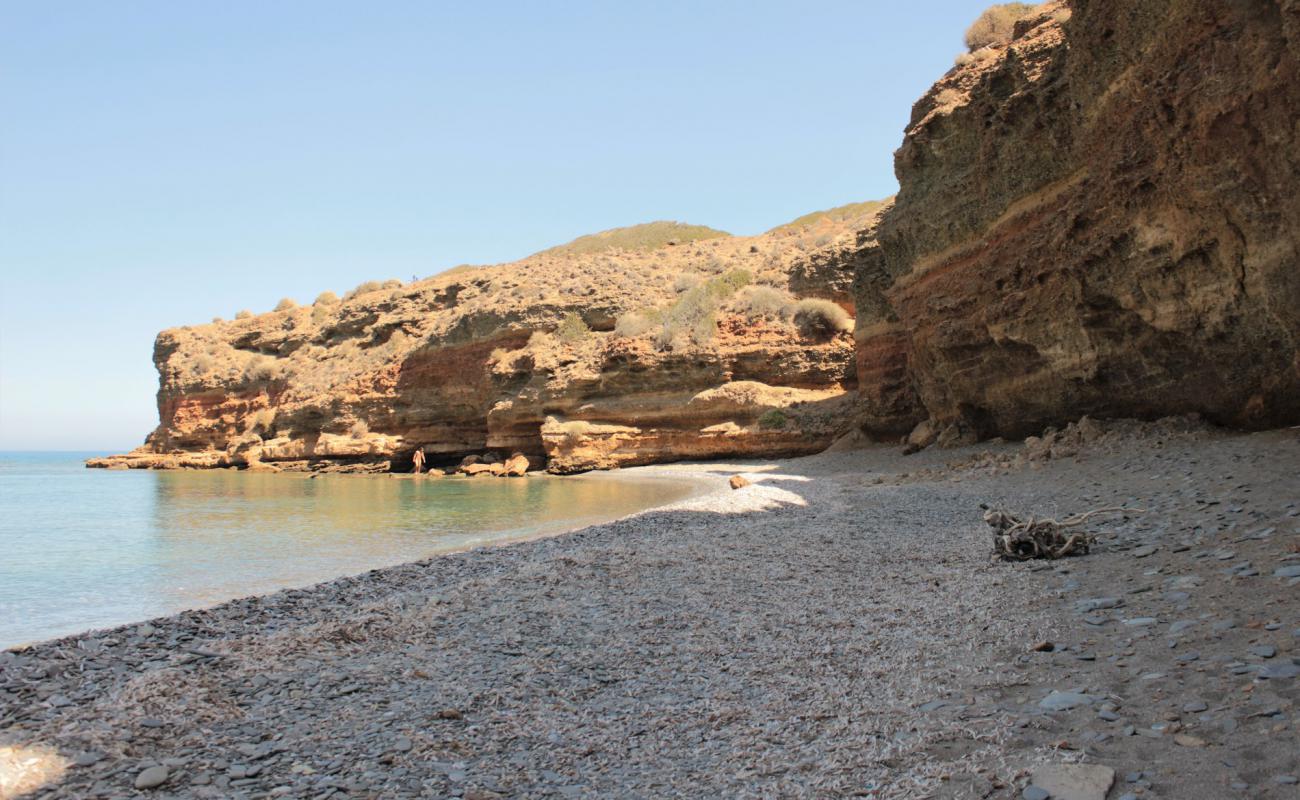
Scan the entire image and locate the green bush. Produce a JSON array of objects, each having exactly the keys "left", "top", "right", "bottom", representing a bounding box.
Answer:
[
  {"left": 792, "top": 298, "right": 852, "bottom": 339},
  {"left": 964, "top": 2, "right": 1037, "bottom": 50},
  {"left": 655, "top": 268, "right": 753, "bottom": 349},
  {"left": 757, "top": 409, "right": 789, "bottom": 430}
]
